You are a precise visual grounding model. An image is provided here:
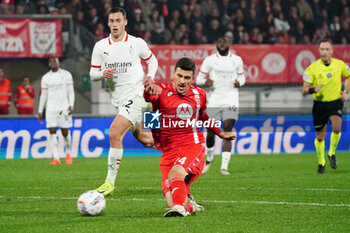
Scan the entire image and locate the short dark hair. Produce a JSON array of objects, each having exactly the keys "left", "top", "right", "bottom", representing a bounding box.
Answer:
[
  {"left": 318, "top": 39, "right": 332, "bottom": 45},
  {"left": 109, "top": 7, "right": 127, "bottom": 19},
  {"left": 175, "top": 58, "right": 196, "bottom": 74}
]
